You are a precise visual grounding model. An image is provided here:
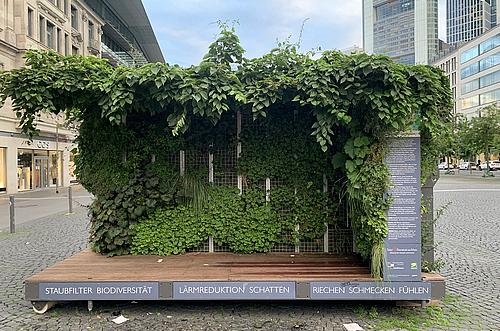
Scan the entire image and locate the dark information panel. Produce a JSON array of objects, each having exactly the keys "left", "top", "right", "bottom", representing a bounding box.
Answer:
[
  {"left": 38, "top": 282, "right": 159, "bottom": 300},
  {"left": 384, "top": 135, "right": 422, "bottom": 281},
  {"left": 310, "top": 281, "right": 431, "bottom": 300},
  {"left": 173, "top": 281, "right": 296, "bottom": 300}
]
